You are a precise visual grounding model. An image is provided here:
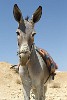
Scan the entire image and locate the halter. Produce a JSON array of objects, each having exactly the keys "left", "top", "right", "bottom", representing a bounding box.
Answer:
[
  {"left": 17, "top": 43, "right": 34, "bottom": 56},
  {"left": 17, "top": 43, "right": 35, "bottom": 67}
]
